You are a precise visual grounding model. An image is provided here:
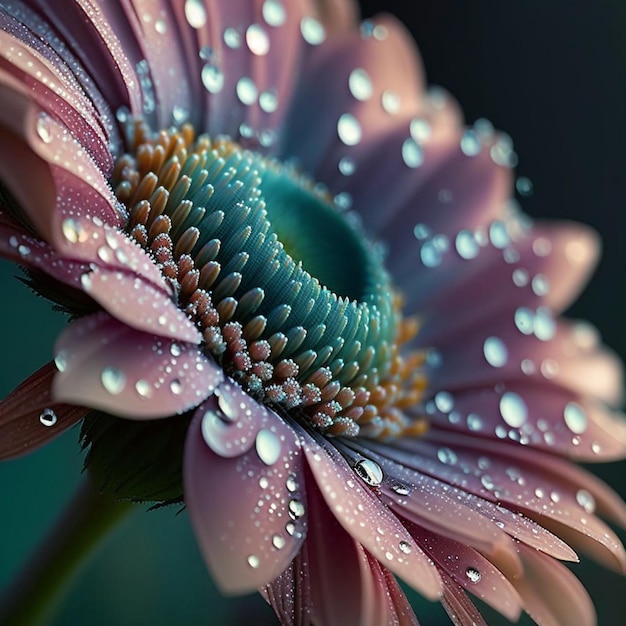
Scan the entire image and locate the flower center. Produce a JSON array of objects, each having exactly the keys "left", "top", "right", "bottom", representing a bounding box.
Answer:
[{"left": 112, "top": 122, "right": 428, "bottom": 439}]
